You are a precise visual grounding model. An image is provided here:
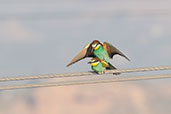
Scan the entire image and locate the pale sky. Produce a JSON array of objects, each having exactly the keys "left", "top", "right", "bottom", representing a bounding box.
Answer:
[{"left": 0, "top": 0, "right": 171, "bottom": 114}]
